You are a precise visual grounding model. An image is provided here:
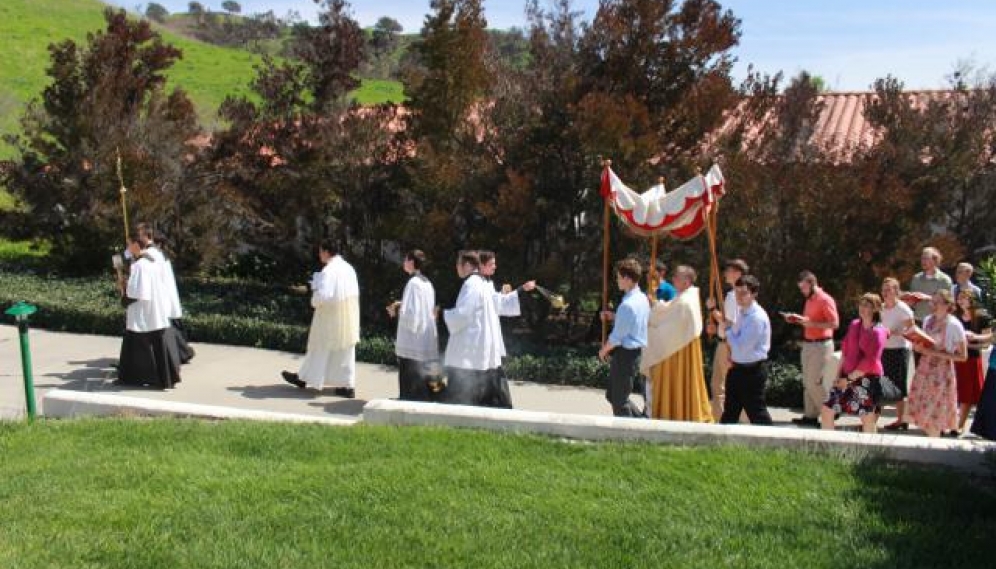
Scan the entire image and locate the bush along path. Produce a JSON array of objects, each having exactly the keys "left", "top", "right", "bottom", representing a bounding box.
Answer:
[{"left": 0, "top": 269, "right": 804, "bottom": 404}]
